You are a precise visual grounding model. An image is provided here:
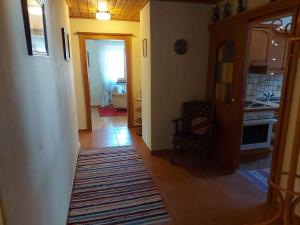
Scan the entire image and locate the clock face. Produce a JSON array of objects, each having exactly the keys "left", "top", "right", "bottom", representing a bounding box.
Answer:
[{"left": 174, "top": 39, "right": 188, "bottom": 55}]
